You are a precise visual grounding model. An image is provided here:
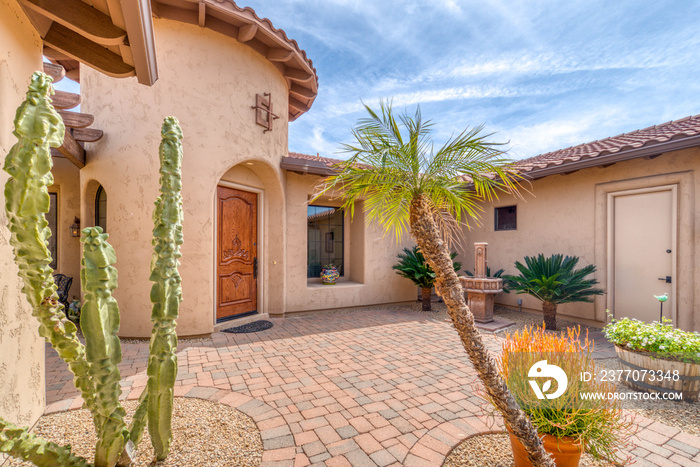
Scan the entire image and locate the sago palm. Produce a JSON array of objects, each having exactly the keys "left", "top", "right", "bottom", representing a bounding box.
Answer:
[
  {"left": 505, "top": 254, "right": 604, "bottom": 330},
  {"left": 316, "top": 101, "right": 555, "bottom": 466},
  {"left": 393, "top": 246, "right": 461, "bottom": 311}
]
